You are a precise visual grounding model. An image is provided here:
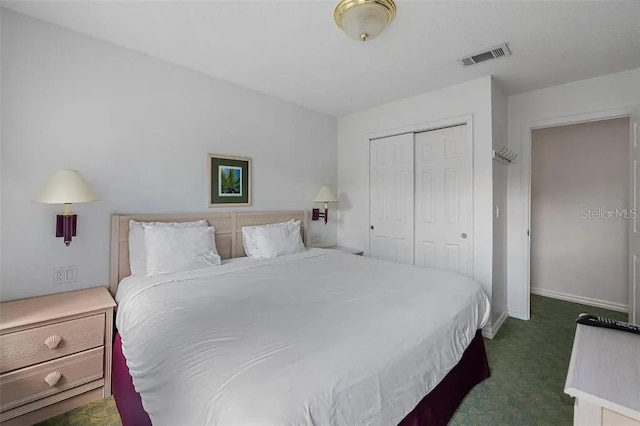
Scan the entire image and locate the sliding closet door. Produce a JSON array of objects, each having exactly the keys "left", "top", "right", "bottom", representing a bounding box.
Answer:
[
  {"left": 414, "top": 125, "right": 473, "bottom": 276},
  {"left": 369, "top": 134, "right": 415, "bottom": 264}
]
